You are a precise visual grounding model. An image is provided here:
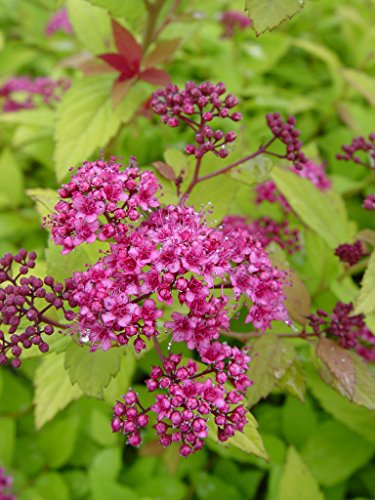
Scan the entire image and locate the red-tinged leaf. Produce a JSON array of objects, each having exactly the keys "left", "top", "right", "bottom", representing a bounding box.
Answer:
[
  {"left": 139, "top": 68, "right": 170, "bottom": 85},
  {"left": 112, "top": 19, "right": 142, "bottom": 66},
  {"left": 80, "top": 59, "right": 115, "bottom": 76},
  {"left": 144, "top": 38, "right": 181, "bottom": 68},
  {"left": 98, "top": 53, "right": 136, "bottom": 76},
  {"left": 111, "top": 78, "right": 133, "bottom": 108},
  {"left": 152, "top": 161, "right": 176, "bottom": 181},
  {"left": 316, "top": 338, "right": 355, "bottom": 399}
]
